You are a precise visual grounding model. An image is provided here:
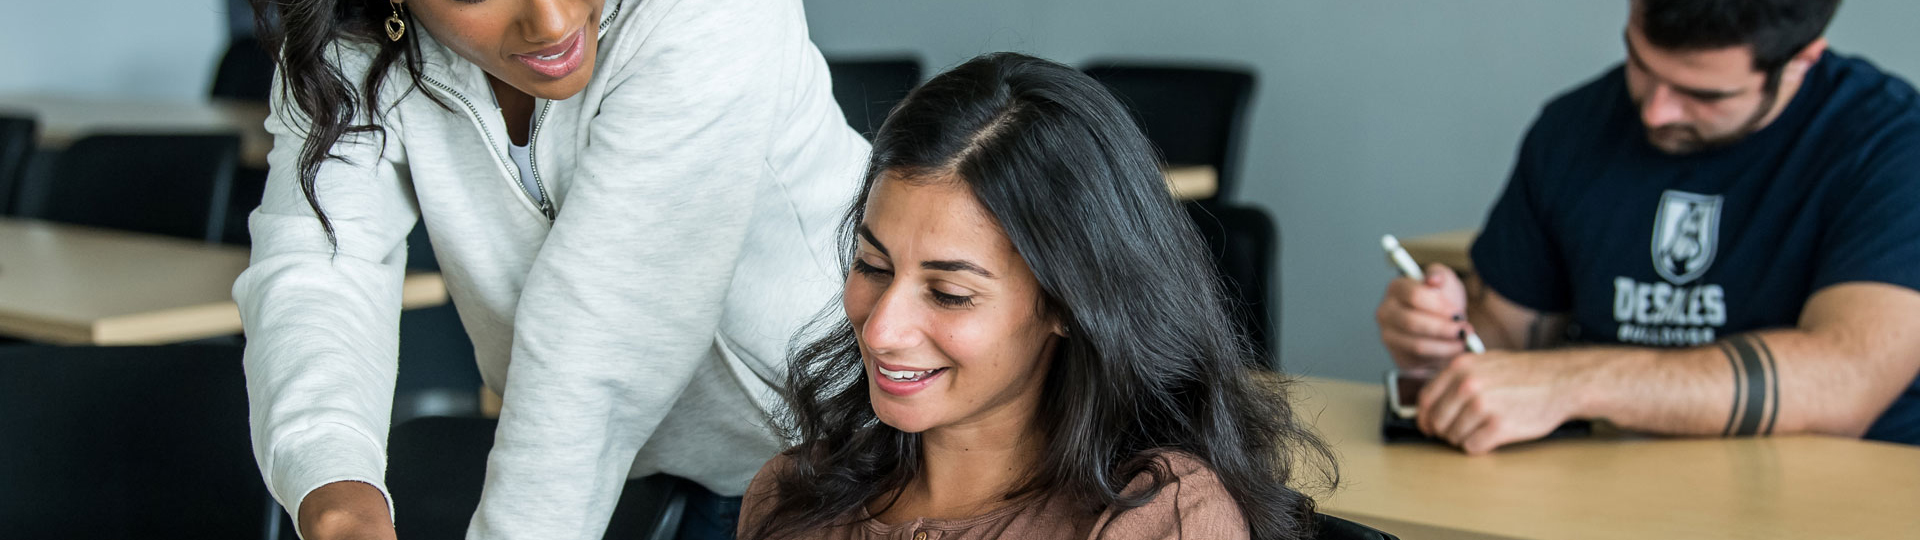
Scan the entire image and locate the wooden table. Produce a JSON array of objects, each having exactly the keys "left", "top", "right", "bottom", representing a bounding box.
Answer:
[
  {"left": 1292, "top": 375, "right": 1920, "bottom": 540},
  {"left": 0, "top": 218, "right": 446, "bottom": 345},
  {"left": 1398, "top": 228, "right": 1478, "bottom": 272},
  {"left": 0, "top": 93, "right": 272, "bottom": 169}
]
